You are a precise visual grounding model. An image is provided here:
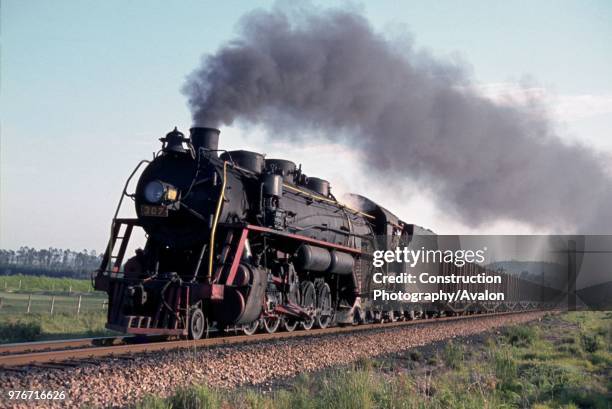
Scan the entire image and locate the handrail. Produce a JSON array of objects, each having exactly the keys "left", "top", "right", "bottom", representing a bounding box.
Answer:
[
  {"left": 208, "top": 161, "right": 228, "bottom": 279},
  {"left": 282, "top": 183, "right": 375, "bottom": 220},
  {"left": 102, "top": 160, "right": 150, "bottom": 272},
  {"left": 114, "top": 160, "right": 151, "bottom": 219}
]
